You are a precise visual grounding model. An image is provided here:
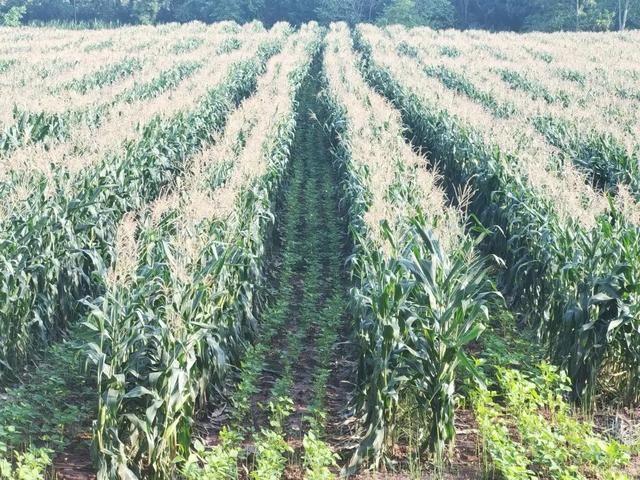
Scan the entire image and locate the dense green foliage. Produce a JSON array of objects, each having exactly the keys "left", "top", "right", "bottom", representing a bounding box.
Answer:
[
  {"left": 2, "top": 21, "right": 640, "bottom": 479},
  {"left": 355, "top": 28, "right": 640, "bottom": 406},
  {"left": 0, "top": 37, "right": 284, "bottom": 383},
  {"left": 1, "top": 0, "right": 639, "bottom": 30},
  {"left": 180, "top": 44, "right": 344, "bottom": 480}
]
